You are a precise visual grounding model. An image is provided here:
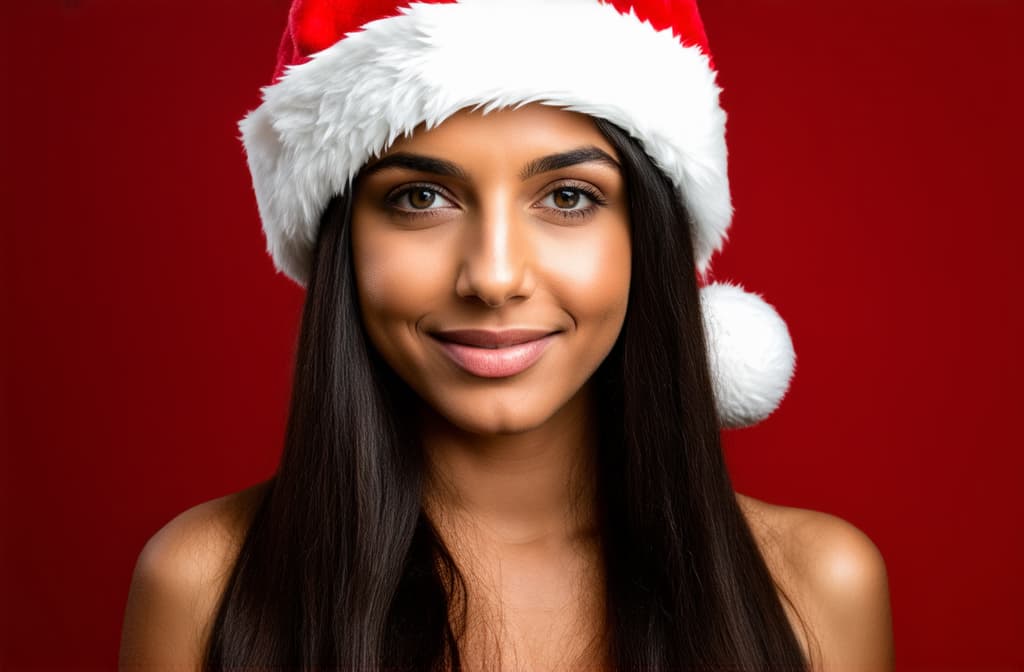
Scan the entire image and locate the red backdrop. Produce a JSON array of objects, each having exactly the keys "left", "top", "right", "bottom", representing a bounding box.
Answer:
[{"left": 3, "top": 1, "right": 1022, "bottom": 669}]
